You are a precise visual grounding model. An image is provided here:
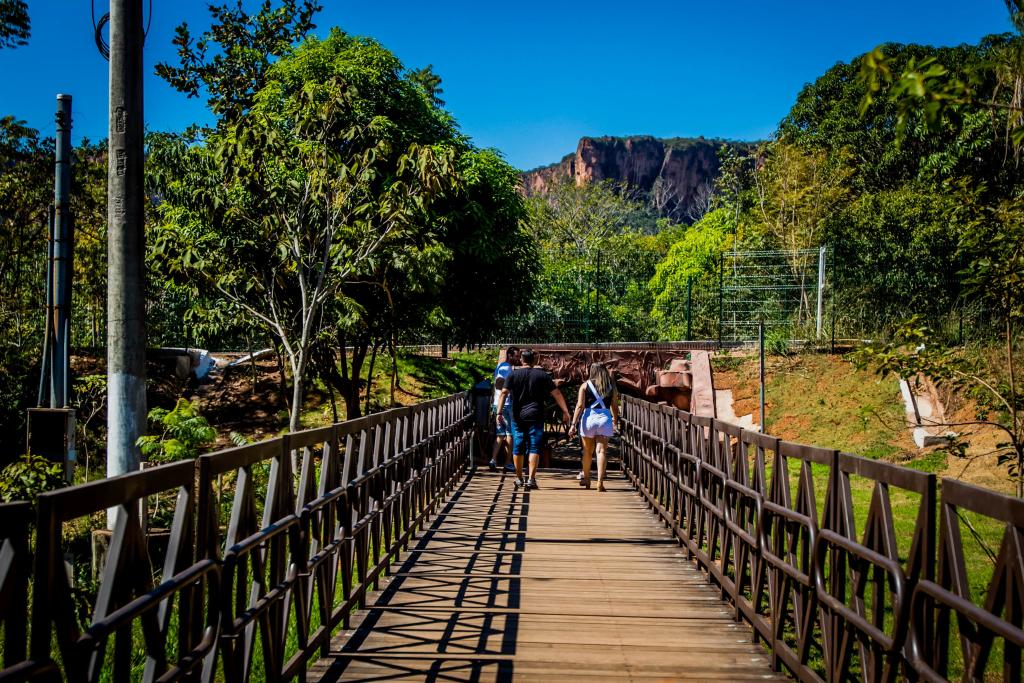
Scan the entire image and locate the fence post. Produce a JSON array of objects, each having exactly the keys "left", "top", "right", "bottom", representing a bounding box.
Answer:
[
  {"left": 686, "top": 276, "right": 693, "bottom": 341},
  {"left": 718, "top": 254, "right": 724, "bottom": 348},
  {"left": 759, "top": 319, "right": 765, "bottom": 431},
  {"left": 816, "top": 245, "right": 826, "bottom": 338}
]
